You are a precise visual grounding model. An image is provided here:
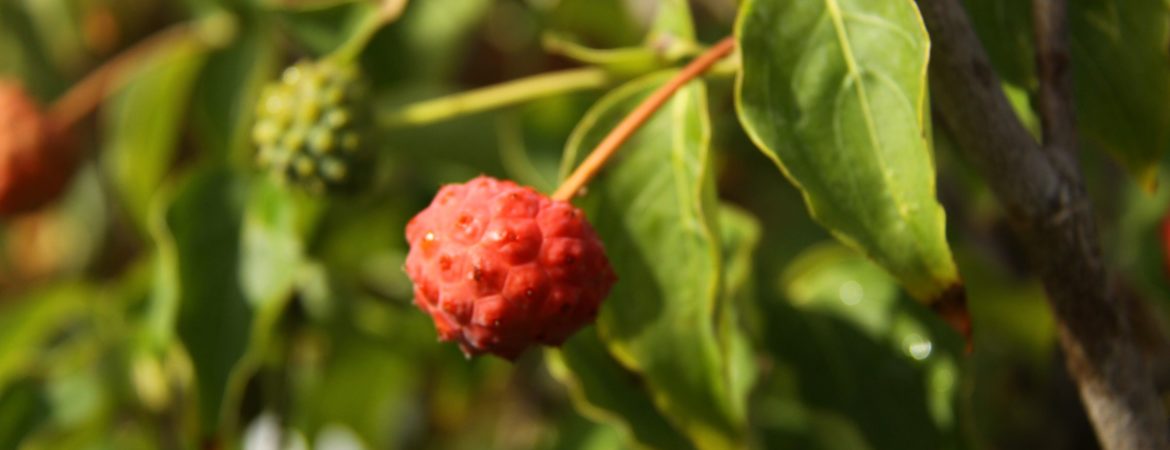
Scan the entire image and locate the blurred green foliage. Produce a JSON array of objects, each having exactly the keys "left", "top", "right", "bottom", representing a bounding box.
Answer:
[{"left": 1, "top": 0, "right": 1168, "bottom": 449}]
